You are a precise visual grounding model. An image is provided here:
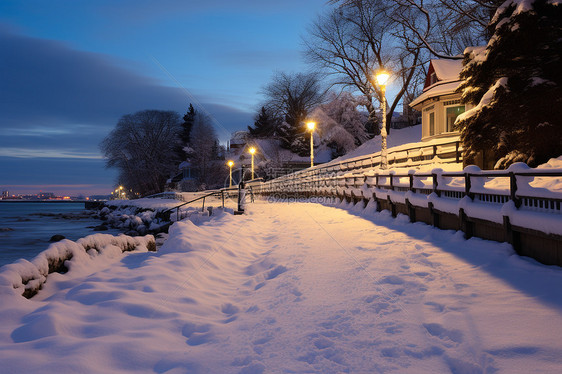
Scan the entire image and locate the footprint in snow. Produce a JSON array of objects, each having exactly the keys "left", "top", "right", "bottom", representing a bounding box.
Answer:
[
  {"left": 266, "top": 265, "right": 287, "bottom": 280},
  {"left": 182, "top": 322, "right": 213, "bottom": 346},
  {"left": 423, "top": 323, "right": 463, "bottom": 344},
  {"left": 379, "top": 275, "right": 405, "bottom": 285},
  {"left": 424, "top": 301, "right": 446, "bottom": 313},
  {"left": 221, "top": 303, "right": 240, "bottom": 323}
]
